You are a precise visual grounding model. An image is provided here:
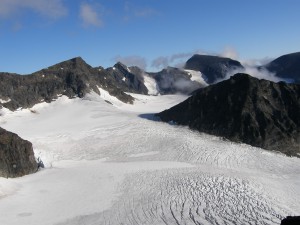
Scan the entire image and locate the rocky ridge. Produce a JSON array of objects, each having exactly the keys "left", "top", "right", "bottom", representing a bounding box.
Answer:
[
  {"left": 105, "top": 62, "right": 148, "bottom": 94},
  {"left": 157, "top": 73, "right": 300, "bottom": 156},
  {"left": 0, "top": 57, "right": 133, "bottom": 111}
]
